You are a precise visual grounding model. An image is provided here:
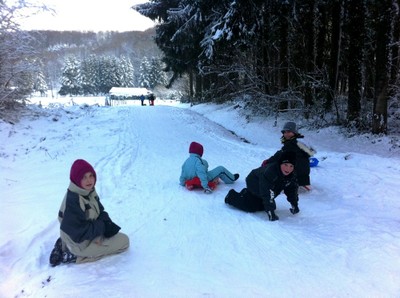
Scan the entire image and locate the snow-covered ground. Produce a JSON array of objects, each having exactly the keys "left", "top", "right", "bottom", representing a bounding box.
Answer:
[{"left": 1, "top": 95, "right": 400, "bottom": 298}]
